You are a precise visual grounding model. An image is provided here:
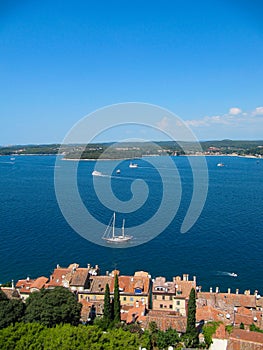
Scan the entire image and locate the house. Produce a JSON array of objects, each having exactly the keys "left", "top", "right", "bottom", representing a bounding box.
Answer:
[
  {"left": 45, "top": 263, "right": 100, "bottom": 290},
  {"left": 152, "top": 274, "right": 196, "bottom": 316},
  {"left": 16, "top": 276, "right": 48, "bottom": 300},
  {"left": 78, "top": 270, "right": 151, "bottom": 317}
]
